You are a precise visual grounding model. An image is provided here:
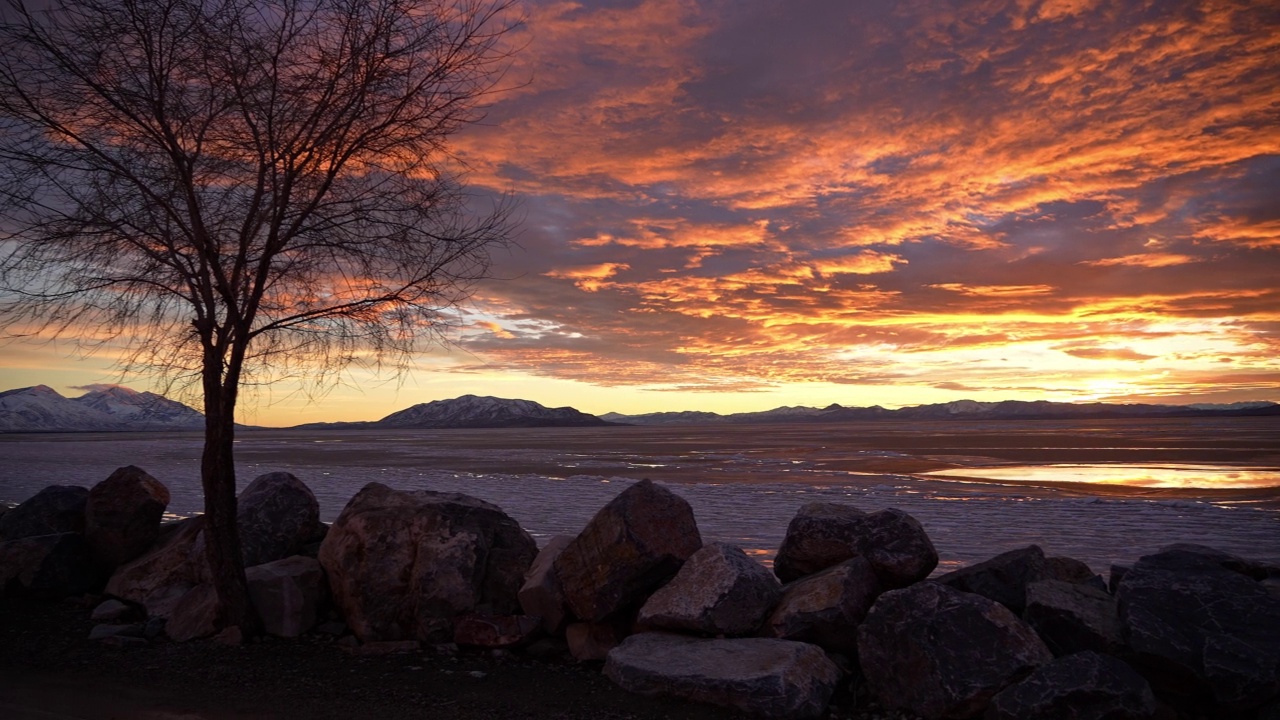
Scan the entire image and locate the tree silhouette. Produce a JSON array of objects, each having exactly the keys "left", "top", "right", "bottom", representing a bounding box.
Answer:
[{"left": 0, "top": 0, "right": 517, "bottom": 632}]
